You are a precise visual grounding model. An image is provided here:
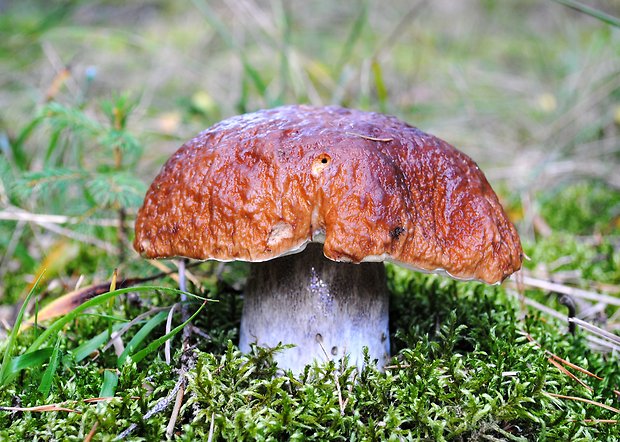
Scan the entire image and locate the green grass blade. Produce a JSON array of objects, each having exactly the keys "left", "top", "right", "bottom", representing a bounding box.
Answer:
[
  {"left": 551, "top": 0, "right": 620, "bottom": 28},
  {"left": 11, "top": 115, "right": 44, "bottom": 170},
  {"left": 371, "top": 59, "right": 388, "bottom": 113},
  {"left": 44, "top": 129, "right": 62, "bottom": 167},
  {"left": 191, "top": 0, "right": 268, "bottom": 98},
  {"left": 8, "top": 348, "right": 53, "bottom": 374},
  {"left": 99, "top": 370, "right": 118, "bottom": 398},
  {"left": 276, "top": 0, "right": 292, "bottom": 105},
  {"left": 335, "top": 0, "right": 368, "bottom": 76},
  {"left": 130, "top": 301, "right": 207, "bottom": 366},
  {"left": 241, "top": 60, "right": 268, "bottom": 98},
  {"left": 0, "top": 275, "right": 44, "bottom": 385},
  {"left": 27, "top": 286, "right": 201, "bottom": 355},
  {"left": 38, "top": 337, "right": 62, "bottom": 397},
  {"left": 117, "top": 311, "right": 169, "bottom": 367},
  {"left": 237, "top": 77, "right": 250, "bottom": 114},
  {"left": 63, "top": 322, "right": 125, "bottom": 365}
]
